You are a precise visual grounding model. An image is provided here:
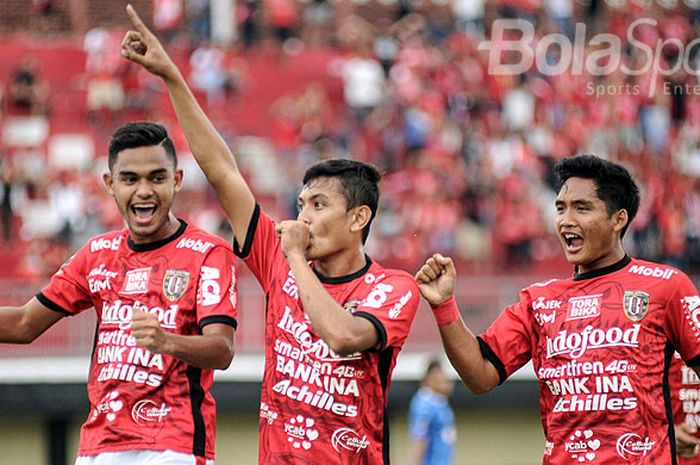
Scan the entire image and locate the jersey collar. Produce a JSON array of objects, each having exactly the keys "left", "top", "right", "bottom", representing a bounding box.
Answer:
[
  {"left": 573, "top": 254, "right": 631, "bottom": 281},
  {"left": 127, "top": 219, "right": 187, "bottom": 252},
  {"left": 314, "top": 255, "right": 373, "bottom": 284}
]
